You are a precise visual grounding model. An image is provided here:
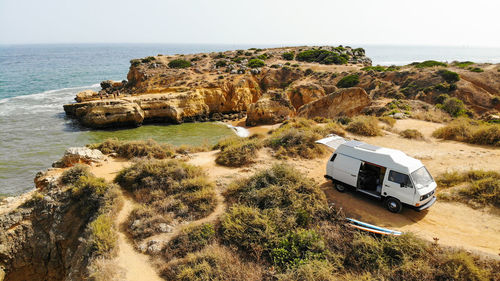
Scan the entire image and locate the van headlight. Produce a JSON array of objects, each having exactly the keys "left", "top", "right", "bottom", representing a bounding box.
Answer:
[{"left": 420, "top": 195, "right": 425, "bottom": 201}]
